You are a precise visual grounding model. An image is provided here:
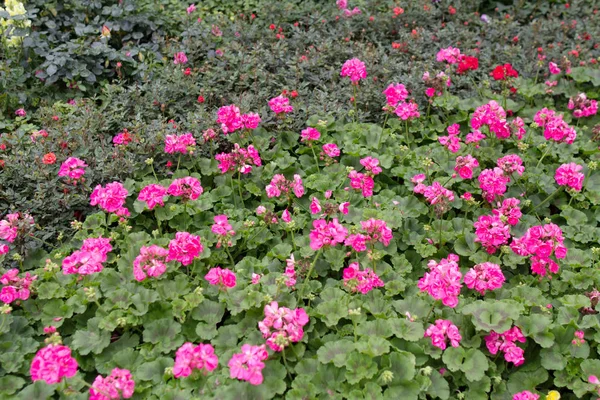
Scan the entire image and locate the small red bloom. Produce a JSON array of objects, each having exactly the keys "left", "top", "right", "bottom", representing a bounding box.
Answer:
[
  {"left": 448, "top": 6, "right": 456, "bottom": 15},
  {"left": 290, "top": 90, "right": 298, "bottom": 98},
  {"left": 42, "top": 153, "right": 57, "bottom": 165},
  {"left": 183, "top": 68, "right": 191, "bottom": 76},
  {"left": 52, "top": 116, "right": 60, "bottom": 121},
  {"left": 269, "top": 24, "right": 276, "bottom": 30},
  {"left": 491, "top": 64, "right": 518, "bottom": 80},
  {"left": 197, "top": 95, "right": 205, "bottom": 103}
]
